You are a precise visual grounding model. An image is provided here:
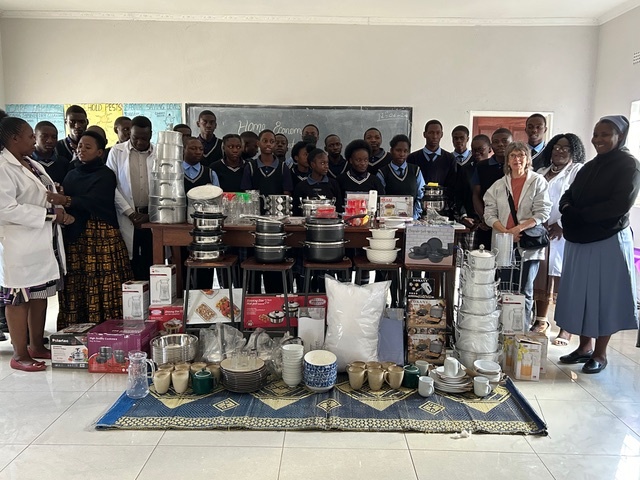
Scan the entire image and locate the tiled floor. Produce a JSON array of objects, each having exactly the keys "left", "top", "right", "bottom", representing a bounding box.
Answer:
[{"left": 1, "top": 302, "right": 640, "bottom": 479}]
